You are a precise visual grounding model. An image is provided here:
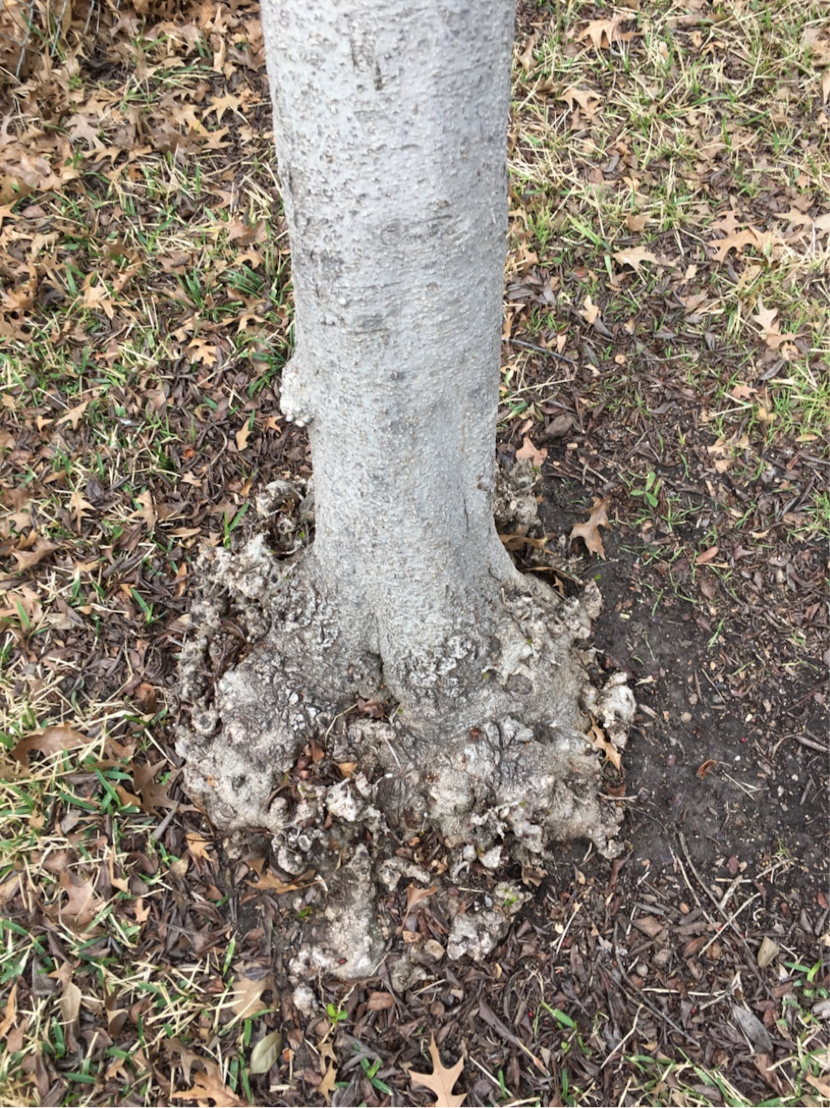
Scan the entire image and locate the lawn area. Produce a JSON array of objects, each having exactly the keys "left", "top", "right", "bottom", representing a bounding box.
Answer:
[{"left": 0, "top": 0, "right": 828, "bottom": 1105}]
